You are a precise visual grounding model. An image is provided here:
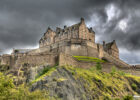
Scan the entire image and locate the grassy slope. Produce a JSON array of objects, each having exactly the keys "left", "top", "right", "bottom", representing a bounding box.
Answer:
[
  {"left": 63, "top": 65, "right": 139, "bottom": 99},
  {"left": 73, "top": 56, "right": 105, "bottom": 63},
  {"left": 32, "top": 65, "right": 140, "bottom": 100}
]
